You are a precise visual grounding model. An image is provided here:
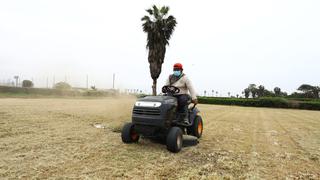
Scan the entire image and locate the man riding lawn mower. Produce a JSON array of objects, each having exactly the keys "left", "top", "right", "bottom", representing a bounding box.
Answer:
[
  {"left": 165, "top": 63, "right": 198, "bottom": 125},
  {"left": 121, "top": 63, "right": 203, "bottom": 152}
]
